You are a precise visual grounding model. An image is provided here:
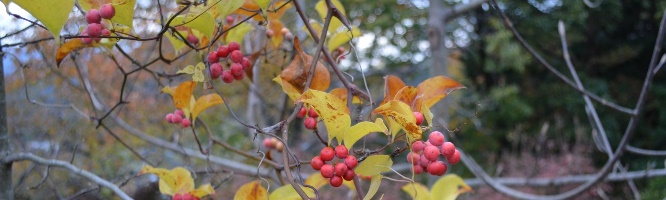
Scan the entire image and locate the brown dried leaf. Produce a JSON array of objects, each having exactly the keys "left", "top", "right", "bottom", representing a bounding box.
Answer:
[{"left": 280, "top": 37, "right": 330, "bottom": 93}]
